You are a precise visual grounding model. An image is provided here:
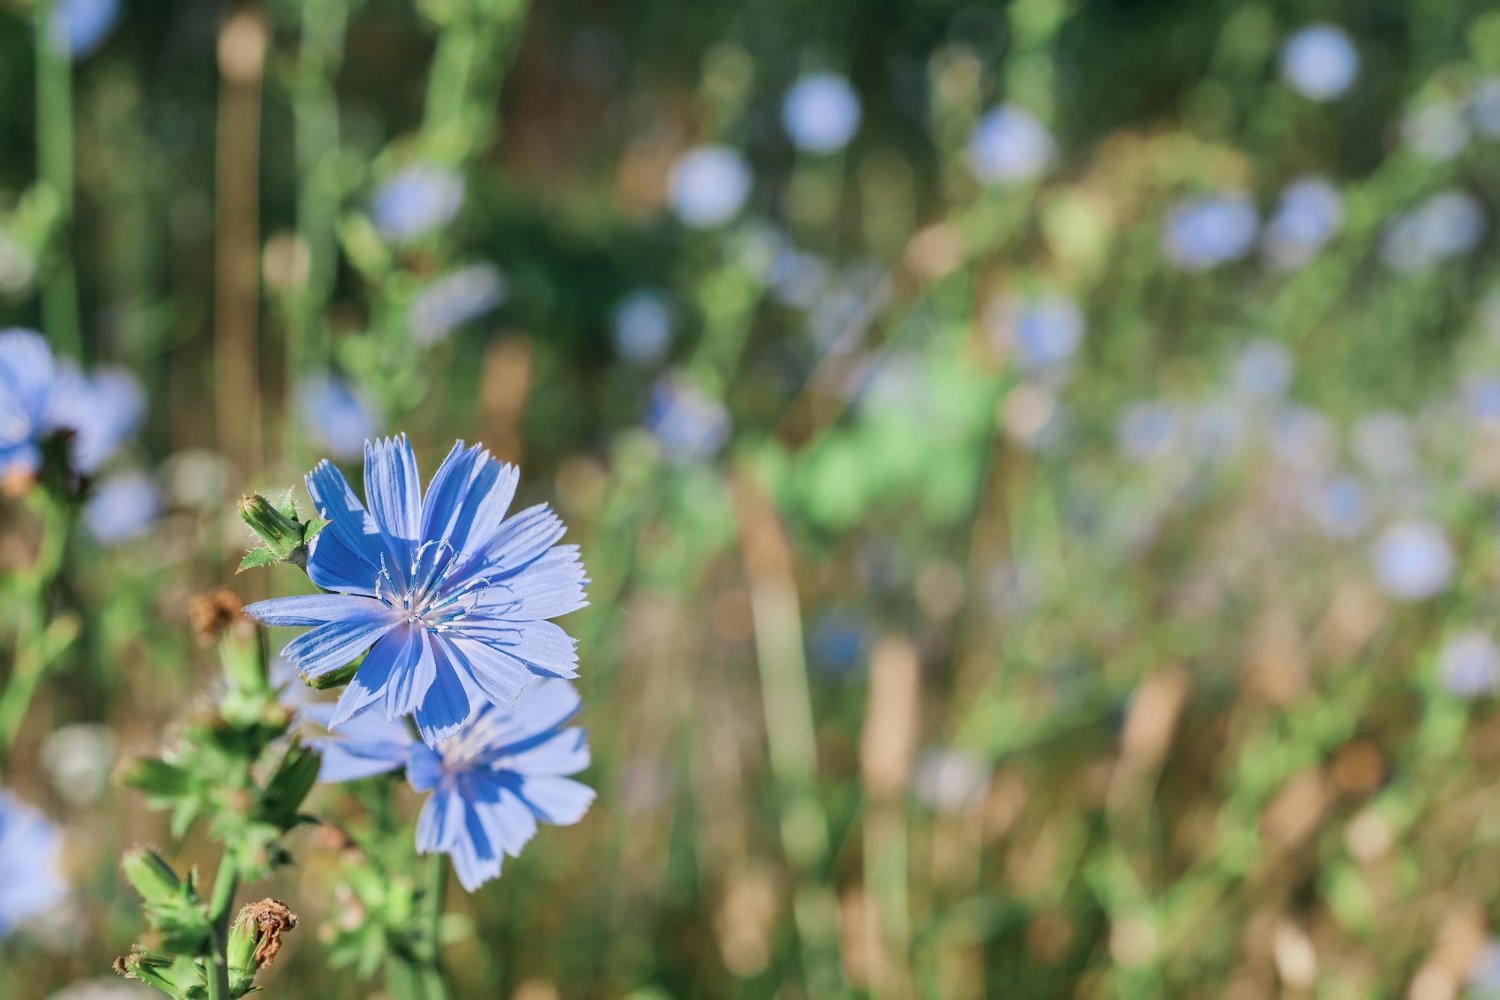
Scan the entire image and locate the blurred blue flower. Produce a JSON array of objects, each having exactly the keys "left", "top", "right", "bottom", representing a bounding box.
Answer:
[
  {"left": 808, "top": 609, "right": 870, "bottom": 675},
  {"left": 1162, "top": 193, "right": 1258, "bottom": 270},
  {"left": 0, "top": 329, "right": 142, "bottom": 478},
  {"left": 1471, "top": 77, "right": 1500, "bottom": 138},
  {"left": 966, "top": 105, "right": 1055, "bottom": 185},
  {"left": 246, "top": 436, "right": 588, "bottom": 745},
  {"left": 1231, "top": 339, "right": 1295, "bottom": 399},
  {"left": 48, "top": 0, "right": 120, "bottom": 60},
  {"left": 1465, "top": 375, "right": 1500, "bottom": 426},
  {"left": 1303, "top": 474, "right": 1370, "bottom": 539},
  {"left": 408, "top": 264, "right": 507, "bottom": 346},
  {"left": 1269, "top": 405, "right": 1335, "bottom": 472},
  {"left": 1116, "top": 400, "right": 1180, "bottom": 461},
  {"left": 1263, "top": 177, "right": 1344, "bottom": 269},
  {"left": 295, "top": 373, "right": 380, "bottom": 461},
  {"left": 645, "top": 375, "right": 731, "bottom": 462},
  {"left": 991, "top": 295, "right": 1085, "bottom": 372},
  {"left": 1370, "top": 520, "right": 1453, "bottom": 601},
  {"left": 1351, "top": 411, "right": 1418, "bottom": 479},
  {"left": 1280, "top": 24, "right": 1358, "bottom": 101},
  {"left": 769, "top": 249, "right": 830, "bottom": 310},
  {"left": 0, "top": 791, "right": 66, "bottom": 938},
  {"left": 911, "top": 748, "right": 988, "bottom": 813},
  {"left": 1438, "top": 630, "right": 1498, "bottom": 699},
  {"left": 1381, "top": 190, "right": 1486, "bottom": 273},
  {"left": 370, "top": 166, "right": 464, "bottom": 244},
  {"left": 308, "top": 679, "right": 593, "bottom": 891},
  {"left": 667, "top": 146, "right": 751, "bottom": 228},
  {"left": 83, "top": 470, "right": 161, "bottom": 546},
  {"left": 1470, "top": 939, "right": 1500, "bottom": 994},
  {"left": 1401, "top": 101, "right": 1470, "bottom": 162},
  {"left": 610, "top": 289, "right": 674, "bottom": 366},
  {"left": 781, "top": 72, "right": 862, "bottom": 153}
]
